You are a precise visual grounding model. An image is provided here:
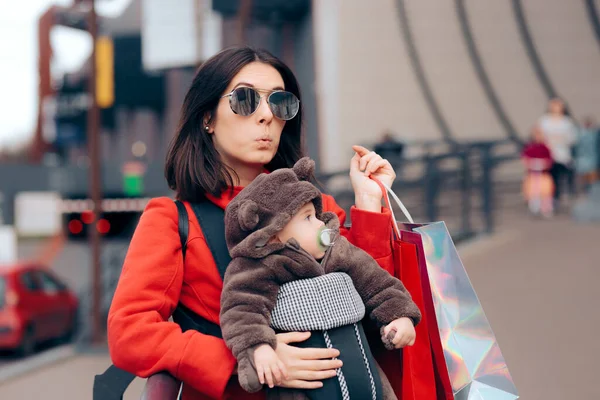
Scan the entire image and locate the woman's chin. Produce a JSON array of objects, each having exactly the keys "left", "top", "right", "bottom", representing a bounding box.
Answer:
[{"left": 242, "top": 150, "right": 277, "bottom": 166}]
